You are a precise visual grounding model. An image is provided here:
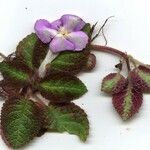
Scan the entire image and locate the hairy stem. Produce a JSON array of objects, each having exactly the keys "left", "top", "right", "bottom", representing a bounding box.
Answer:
[
  {"left": 125, "top": 57, "right": 131, "bottom": 72},
  {"left": 90, "top": 44, "right": 132, "bottom": 72},
  {"left": 90, "top": 44, "right": 127, "bottom": 58},
  {"left": 128, "top": 55, "right": 150, "bottom": 69},
  {"left": 90, "top": 44, "right": 150, "bottom": 71},
  {"left": 90, "top": 44, "right": 131, "bottom": 70}
]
